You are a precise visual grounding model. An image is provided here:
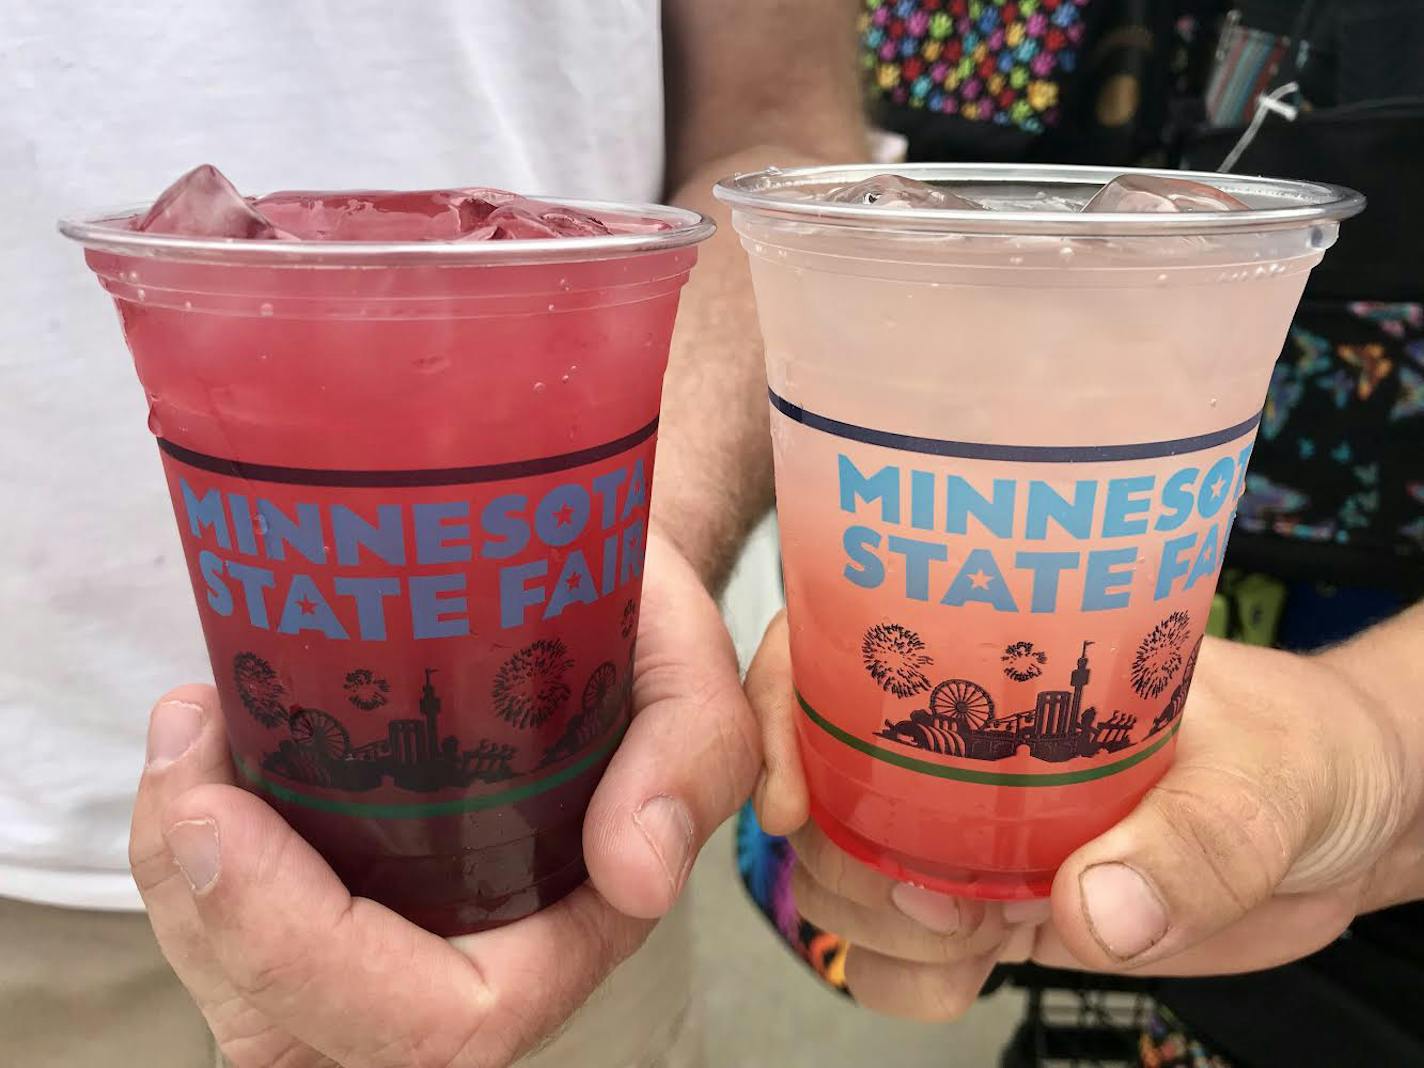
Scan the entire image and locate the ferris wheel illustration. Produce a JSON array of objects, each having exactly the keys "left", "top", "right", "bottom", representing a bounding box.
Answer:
[
  {"left": 928, "top": 679, "right": 996, "bottom": 730},
  {"left": 289, "top": 707, "right": 352, "bottom": 759}
]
